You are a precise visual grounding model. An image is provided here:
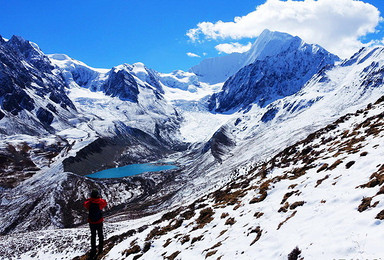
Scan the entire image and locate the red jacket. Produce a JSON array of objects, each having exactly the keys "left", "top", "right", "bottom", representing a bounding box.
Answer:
[{"left": 84, "top": 197, "right": 107, "bottom": 224}]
